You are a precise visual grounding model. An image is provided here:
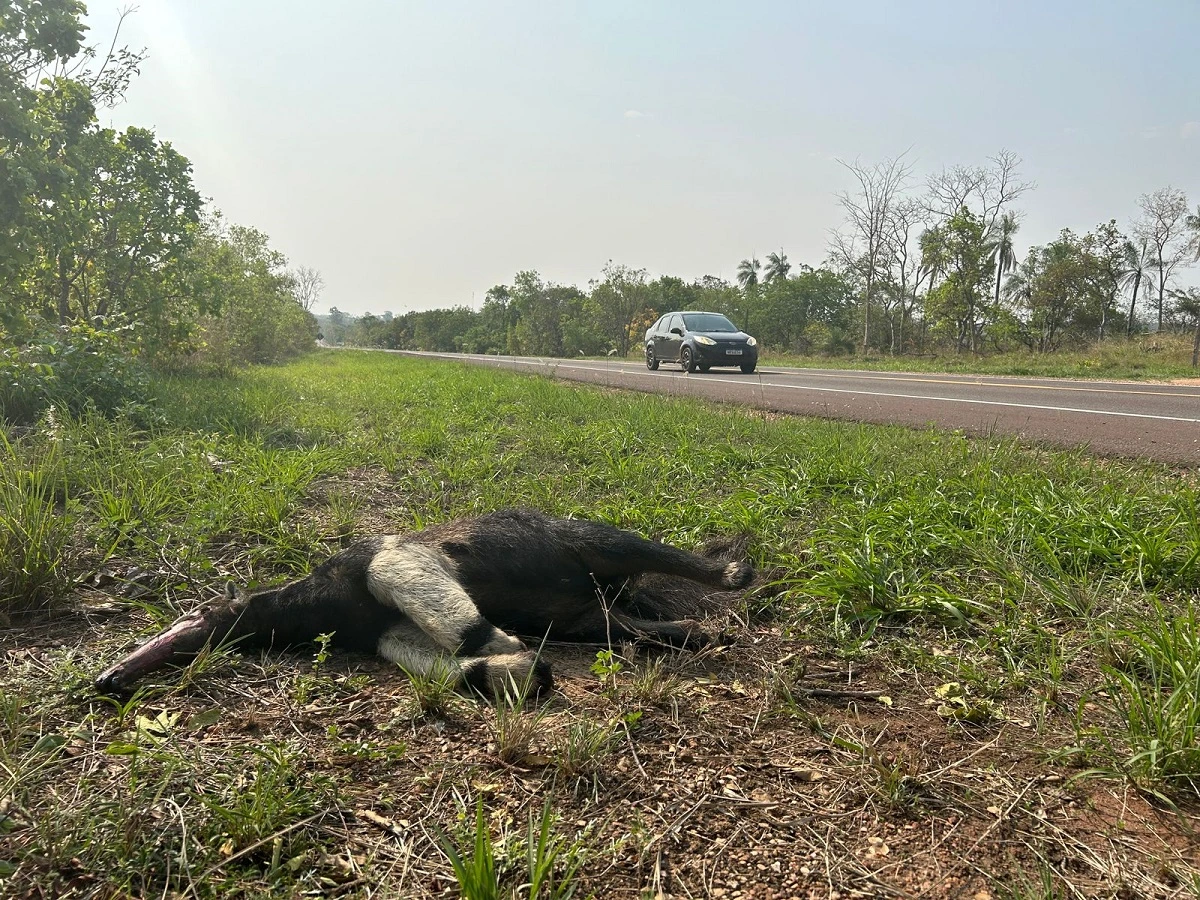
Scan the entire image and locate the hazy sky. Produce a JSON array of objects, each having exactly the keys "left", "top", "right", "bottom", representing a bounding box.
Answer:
[{"left": 84, "top": 1, "right": 1199, "bottom": 316}]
